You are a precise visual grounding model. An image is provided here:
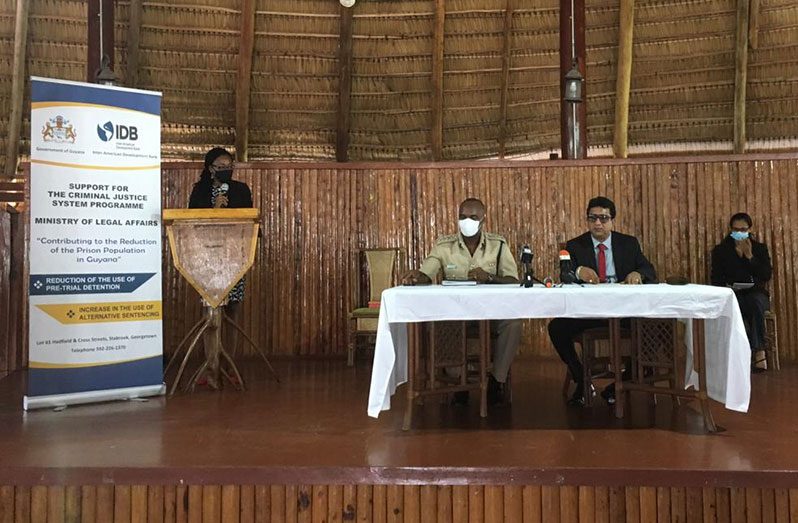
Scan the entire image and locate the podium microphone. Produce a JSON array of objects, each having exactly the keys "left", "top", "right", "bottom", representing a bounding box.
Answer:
[
  {"left": 559, "top": 250, "right": 578, "bottom": 284},
  {"left": 218, "top": 183, "right": 229, "bottom": 208}
]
